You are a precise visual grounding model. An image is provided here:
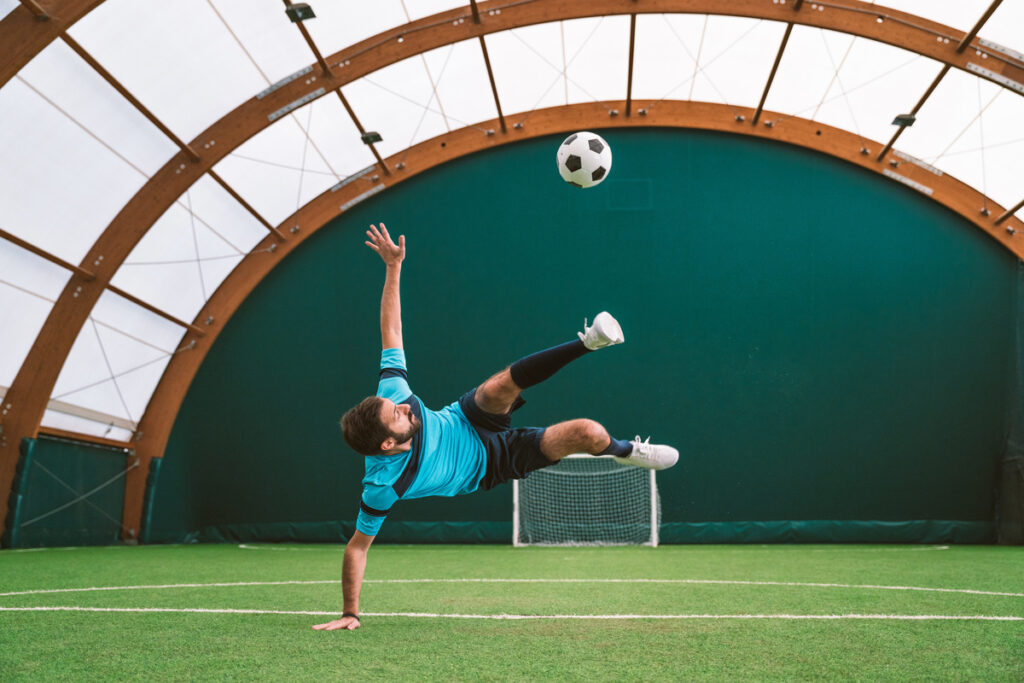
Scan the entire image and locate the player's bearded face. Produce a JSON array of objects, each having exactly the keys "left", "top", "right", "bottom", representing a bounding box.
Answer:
[{"left": 389, "top": 412, "right": 421, "bottom": 444}]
